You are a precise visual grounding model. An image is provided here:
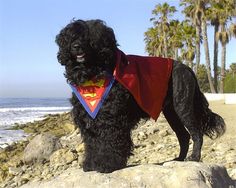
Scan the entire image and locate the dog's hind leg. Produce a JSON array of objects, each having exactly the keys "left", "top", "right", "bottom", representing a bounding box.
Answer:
[
  {"left": 171, "top": 63, "right": 203, "bottom": 161},
  {"left": 163, "top": 104, "right": 190, "bottom": 161}
]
